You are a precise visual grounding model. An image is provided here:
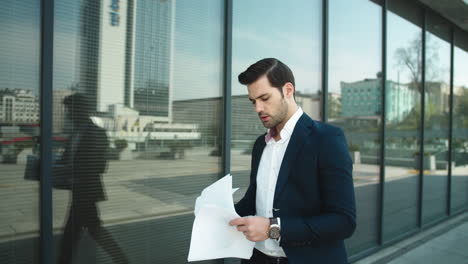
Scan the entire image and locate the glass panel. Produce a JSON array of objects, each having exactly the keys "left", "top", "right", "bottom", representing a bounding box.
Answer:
[
  {"left": 329, "top": 0, "right": 381, "bottom": 254},
  {"left": 383, "top": 0, "right": 422, "bottom": 241},
  {"left": 230, "top": 1, "right": 321, "bottom": 262},
  {"left": 53, "top": 0, "right": 224, "bottom": 263},
  {"left": 422, "top": 13, "right": 451, "bottom": 224},
  {"left": 231, "top": 0, "right": 322, "bottom": 199},
  {"left": 0, "top": 1, "right": 41, "bottom": 263},
  {"left": 451, "top": 30, "right": 468, "bottom": 213}
]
